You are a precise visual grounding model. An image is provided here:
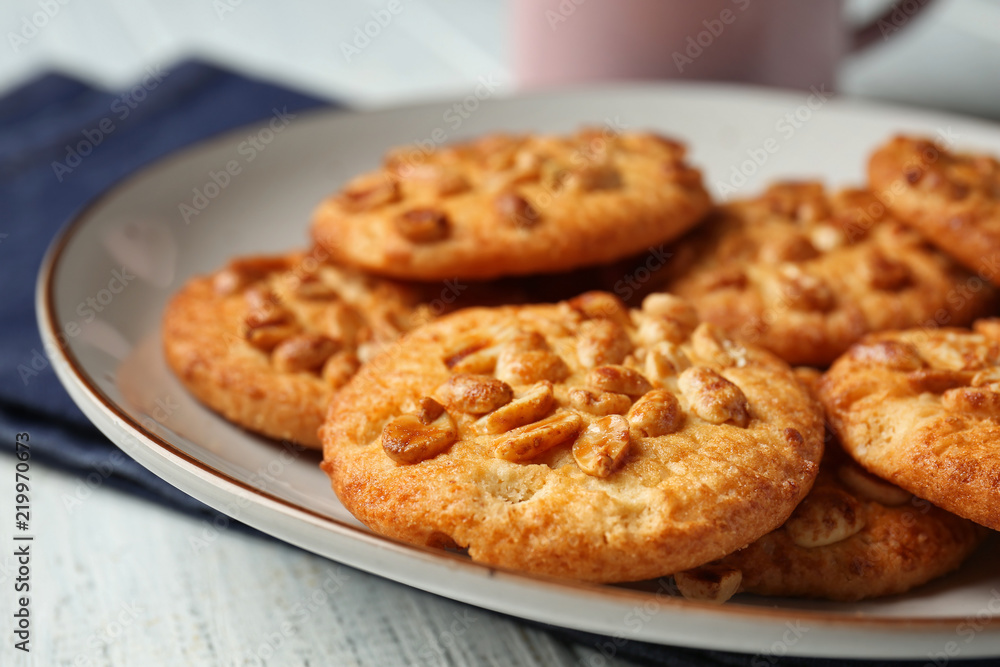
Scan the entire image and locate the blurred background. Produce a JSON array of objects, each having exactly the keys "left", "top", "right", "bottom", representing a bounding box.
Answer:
[{"left": 1, "top": 0, "right": 999, "bottom": 118}]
